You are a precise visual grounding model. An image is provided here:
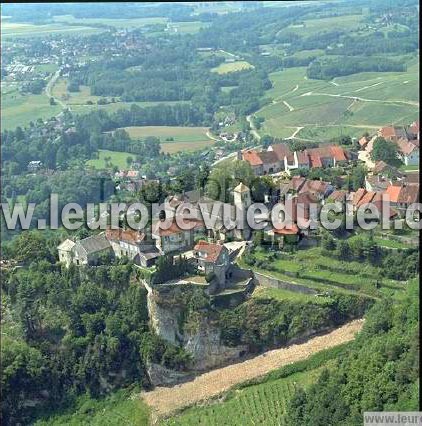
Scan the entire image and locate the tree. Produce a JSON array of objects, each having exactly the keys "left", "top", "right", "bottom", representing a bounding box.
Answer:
[
  {"left": 49, "top": 97, "right": 56, "bottom": 106},
  {"left": 126, "top": 156, "right": 133, "bottom": 167},
  {"left": 371, "top": 137, "right": 401, "bottom": 166},
  {"left": 336, "top": 240, "right": 350, "bottom": 260},
  {"left": 206, "top": 166, "right": 233, "bottom": 202}
]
